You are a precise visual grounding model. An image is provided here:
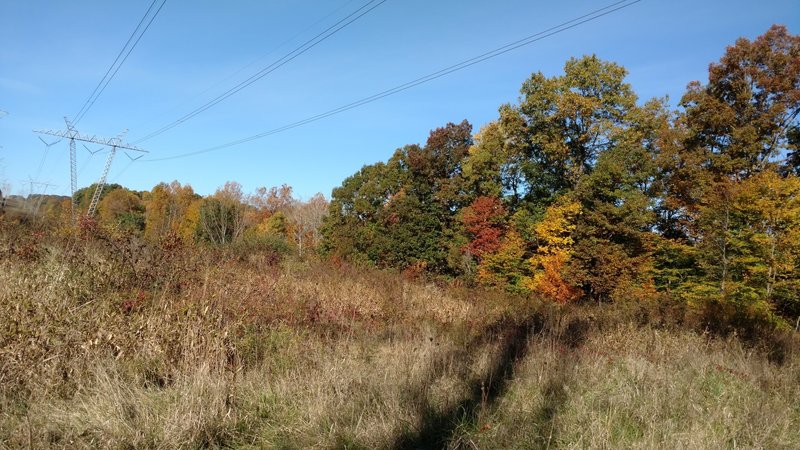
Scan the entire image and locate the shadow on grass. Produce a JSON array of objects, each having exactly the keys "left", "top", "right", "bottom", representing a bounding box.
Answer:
[{"left": 391, "top": 312, "right": 592, "bottom": 450}]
